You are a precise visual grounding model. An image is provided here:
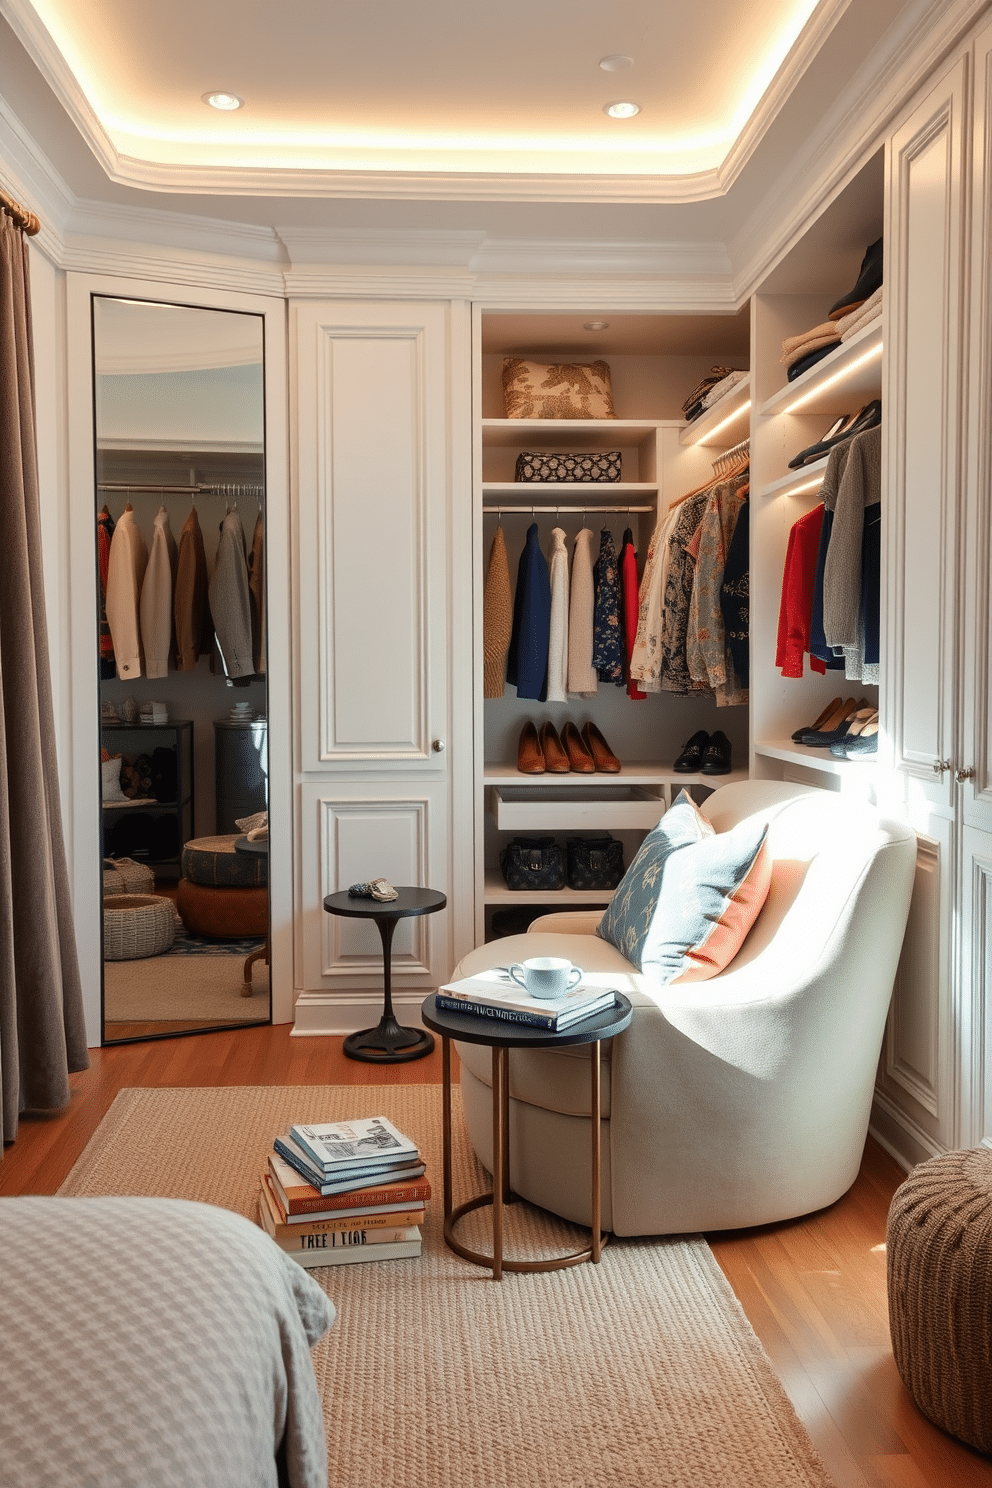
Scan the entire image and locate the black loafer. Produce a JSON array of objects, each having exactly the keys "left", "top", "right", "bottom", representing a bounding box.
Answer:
[
  {"left": 700, "top": 731, "right": 732, "bottom": 775},
  {"left": 787, "top": 399, "right": 882, "bottom": 469},
  {"left": 673, "top": 730, "right": 710, "bottom": 773}
]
